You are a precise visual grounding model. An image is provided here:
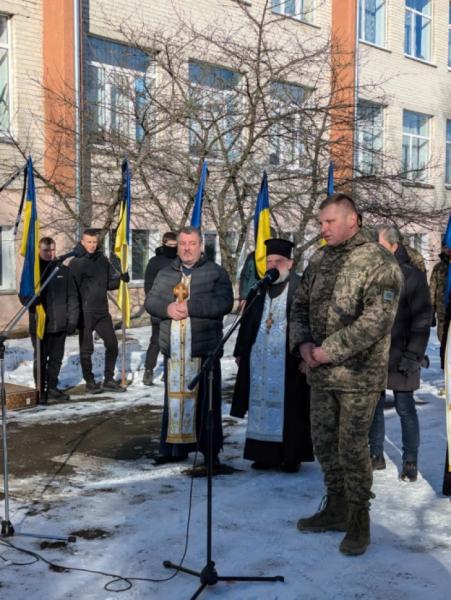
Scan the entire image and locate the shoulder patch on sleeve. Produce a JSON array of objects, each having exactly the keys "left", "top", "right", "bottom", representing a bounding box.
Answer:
[{"left": 382, "top": 288, "right": 395, "bottom": 302}]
